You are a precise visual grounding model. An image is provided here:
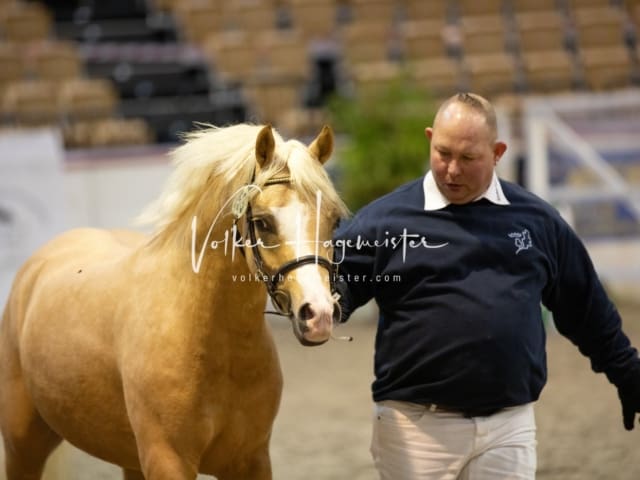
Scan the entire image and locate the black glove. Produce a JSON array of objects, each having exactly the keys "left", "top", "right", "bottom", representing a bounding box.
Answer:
[
  {"left": 333, "top": 276, "right": 351, "bottom": 324},
  {"left": 617, "top": 372, "right": 640, "bottom": 431}
]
